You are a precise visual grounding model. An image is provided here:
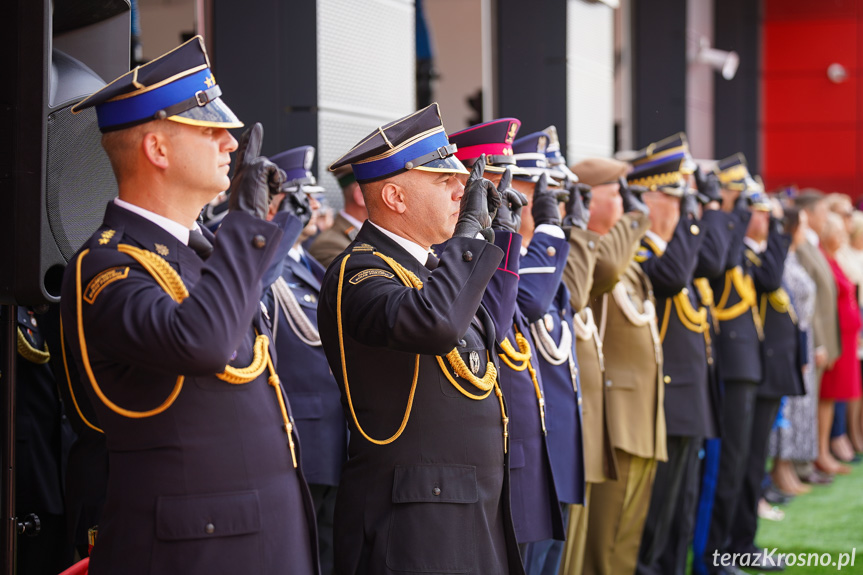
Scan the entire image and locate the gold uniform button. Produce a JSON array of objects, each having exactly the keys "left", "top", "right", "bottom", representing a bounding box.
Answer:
[
  {"left": 463, "top": 251, "right": 473, "bottom": 262},
  {"left": 663, "top": 375, "right": 671, "bottom": 384},
  {"left": 252, "top": 235, "right": 267, "bottom": 249},
  {"left": 432, "top": 487, "right": 441, "bottom": 496},
  {"left": 690, "top": 224, "right": 700, "bottom": 236},
  {"left": 205, "top": 523, "right": 215, "bottom": 534},
  {"left": 547, "top": 246, "right": 557, "bottom": 257}
]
